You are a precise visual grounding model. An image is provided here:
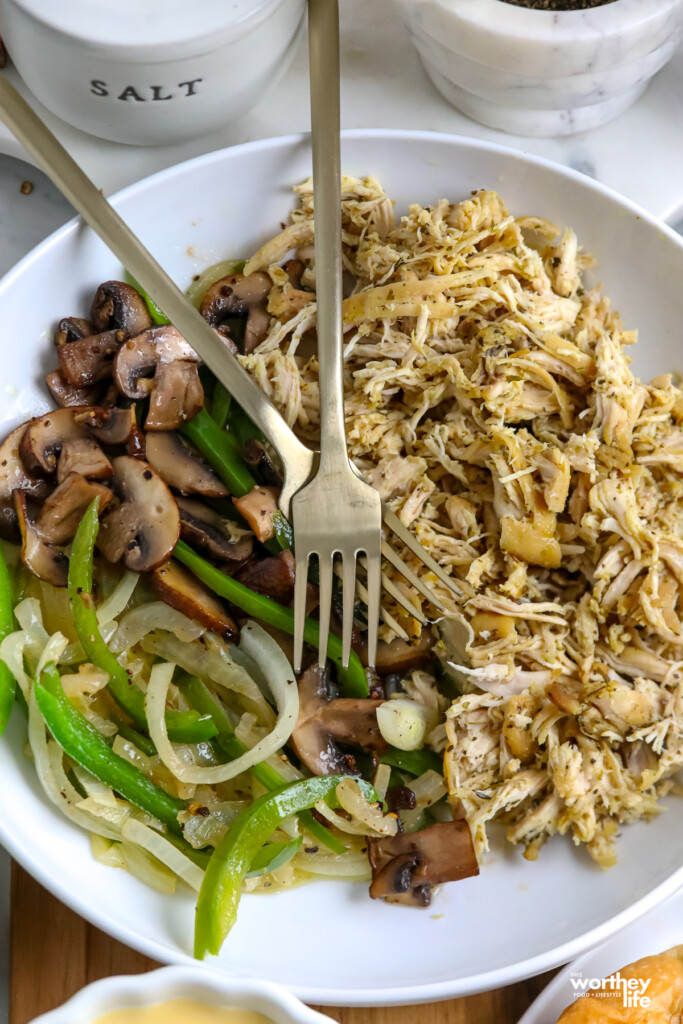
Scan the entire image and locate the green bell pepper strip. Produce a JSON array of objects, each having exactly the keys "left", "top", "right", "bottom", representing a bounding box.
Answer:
[
  {"left": 173, "top": 541, "right": 368, "bottom": 698},
  {"left": 180, "top": 409, "right": 255, "bottom": 498},
  {"left": 115, "top": 722, "right": 157, "bottom": 758},
  {"left": 195, "top": 775, "right": 381, "bottom": 958},
  {"left": 272, "top": 511, "right": 293, "bottom": 551},
  {"left": 228, "top": 400, "right": 263, "bottom": 449},
  {"left": 0, "top": 544, "right": 16, "bottom": 736},
  {"left": 69, "top": 502, "right": 217, "bottom": 744},
  {"left": 246, "top": 837, "right": 302, "bottom": 878},
  {"left": 178, "top": 674, "right": 346, "bottom": 854},
  {"left": 211, "top": 383, "right": 232, "bottom": 431},
  {"left": 380, "top": 746, "right": 443, "bottom": 777},
  {"left": 35, "top": 663, "right": 185, "bottom": 835},
  {"left": 124, "top": 272, "right": 170, "bottom": 326}
]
